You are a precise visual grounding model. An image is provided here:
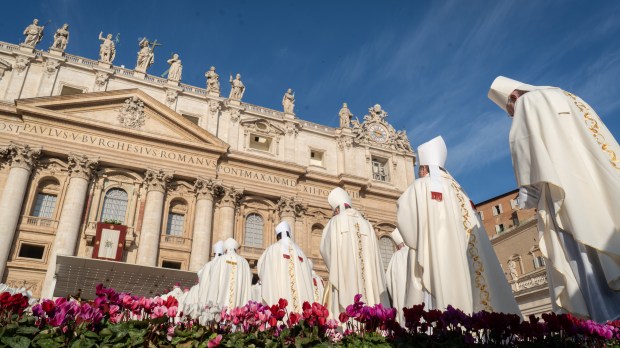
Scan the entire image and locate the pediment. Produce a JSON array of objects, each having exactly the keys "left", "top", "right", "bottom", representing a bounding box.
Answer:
[
  {"left": 14, "top": 89, "right": 228, "bottom": 154},
  {"left": 239, "top": 117, "right": 285, "bottom": 136}
]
